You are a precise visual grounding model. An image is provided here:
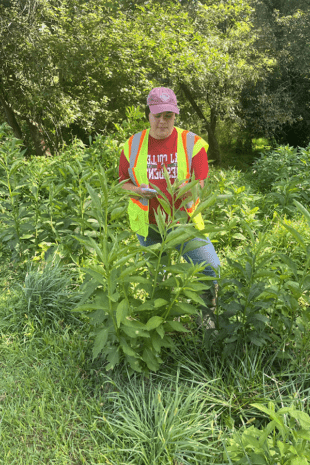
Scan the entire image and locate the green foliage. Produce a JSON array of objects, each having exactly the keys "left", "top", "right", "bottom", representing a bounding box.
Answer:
[
  {"left": 0, "top": 123, "right": 27, "bottom": 257},
  {"left": 73, "top": 169, "right": 217, "bottom": 373},
  {"left": 251, "top": 145, "right": 310, "bottom": 216},
  {"left": 0, "top": 0, "right": 273, "bottom": 158},
  {"left": 18, "top": 261, "right": 81, "bottom": 329},
  {"left": 252, "top": 145, "right": 310, "bottom": 193},
  {"left": 1, "top": 129, "right": 310, "bottom": 462},
  {"left": 225, "top": 402, "right": 310, "bottom": 464}
]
